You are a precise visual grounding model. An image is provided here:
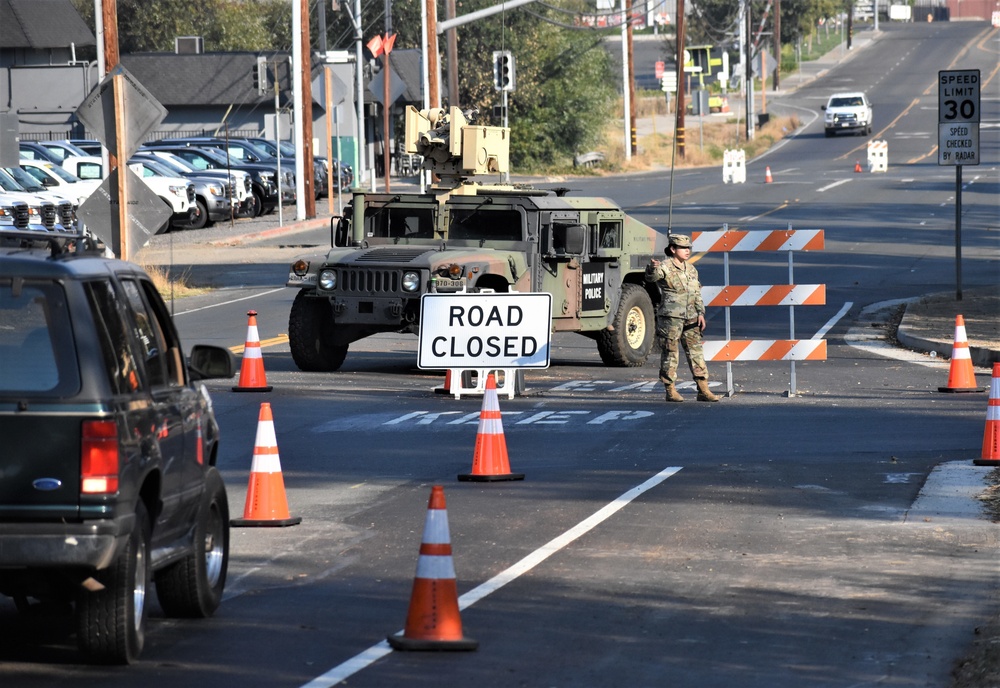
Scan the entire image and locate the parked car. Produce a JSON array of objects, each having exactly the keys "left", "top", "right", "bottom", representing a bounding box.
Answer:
[
  {"left": 18, "top": 159, "right": 100, "bottom": 206},
  {"left": 822, "top": 92, "right": 873, "bottom": 137},
  {"left": 0, "top": 194, "right": 31, "bottom": 230},
  {"left": 132, "top": 151, "right": 256, "bottom": 219},
  {"left": 149, "top": 136, "right": 319, "bottom": 198},
  {"left": 128, "top": 158, "right": 230, "bottom": 229},
  {"left": 139, "top": 144, "right": 283, "bottom": 216},
  {"left": 31, "top": 139, "right": 91, "bottom": 163},
  {"left": 0, "top": 229, "right": 236, "bottom": 663},
  {"left": 58, "top": 159, "right": 196, "bottom": 230},
  {"left": 20, "top": 141, "right": 103, "bottom": 180},
  {"left": 68, "top": 139, "right": 103, "bottom": 156},
  {"left": 0, "top": 168, "right": 75, "bottom": 231},
  {"left": 247, "top": 137, "right": 354, "bottom": 193}
]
